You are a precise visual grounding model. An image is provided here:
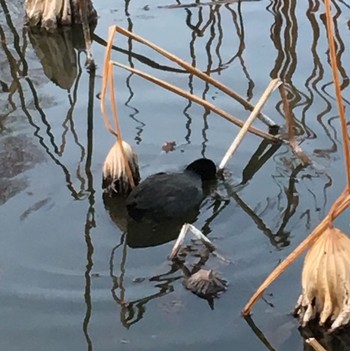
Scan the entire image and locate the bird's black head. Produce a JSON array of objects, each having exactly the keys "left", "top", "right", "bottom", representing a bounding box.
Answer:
[{"left": 185, "top": 158, "right": 217, "bottom": 181}]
